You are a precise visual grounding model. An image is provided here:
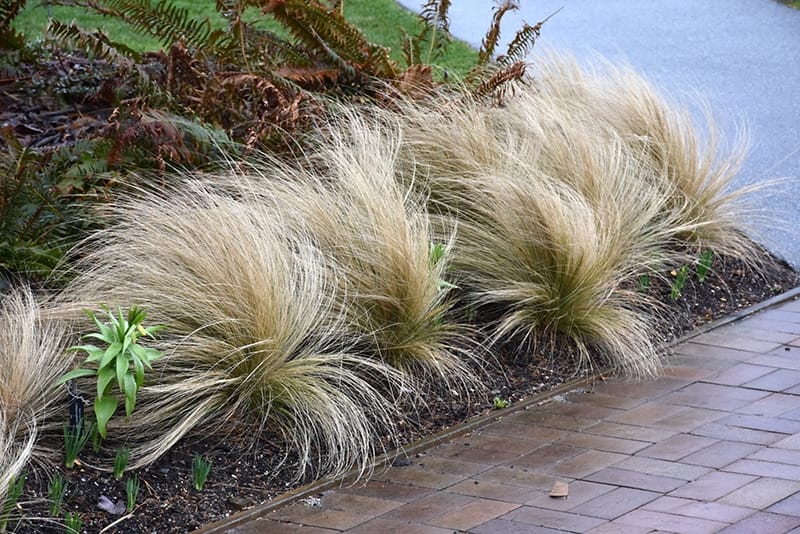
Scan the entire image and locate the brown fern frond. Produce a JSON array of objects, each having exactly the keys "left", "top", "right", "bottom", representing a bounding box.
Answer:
[
  {"left": 477, "top": 0, "right": 516, "bottom": 66},
  {"left": 276, "top": 65, "right": 340, "bottom": 87},
  {"left": 497, "top": 8, "right": 559, "bottom": 68},
  {"left": 471, "top": 60, "right": 526, "bottom": 101}
]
